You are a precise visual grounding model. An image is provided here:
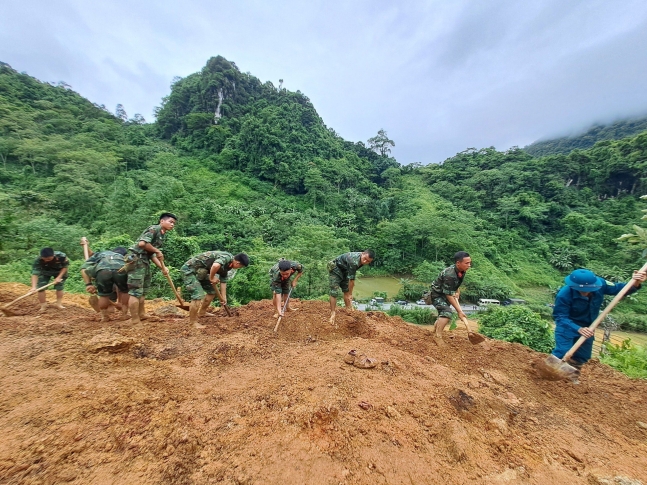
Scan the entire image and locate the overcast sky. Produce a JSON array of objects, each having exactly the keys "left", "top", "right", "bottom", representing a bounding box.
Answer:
[{"left": 2, "top": 0, "right": 647, "bottom": 164}]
